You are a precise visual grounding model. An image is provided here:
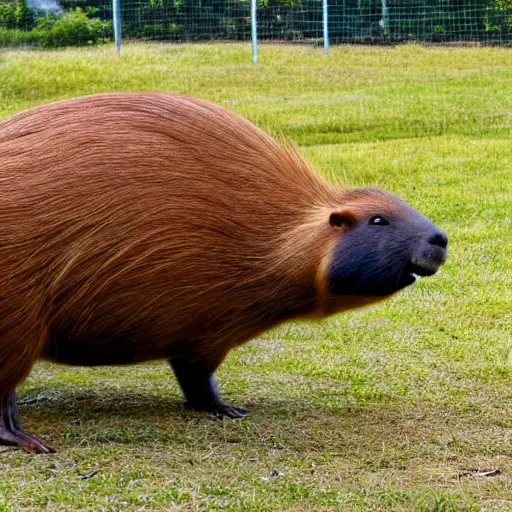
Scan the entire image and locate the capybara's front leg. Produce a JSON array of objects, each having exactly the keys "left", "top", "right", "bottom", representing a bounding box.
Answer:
[
  {"left": 169, "top": 355, "right": 248, "bottom": 419},
  {"left": 0, "top": 391, "right": 55, "bottom": 454}
]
